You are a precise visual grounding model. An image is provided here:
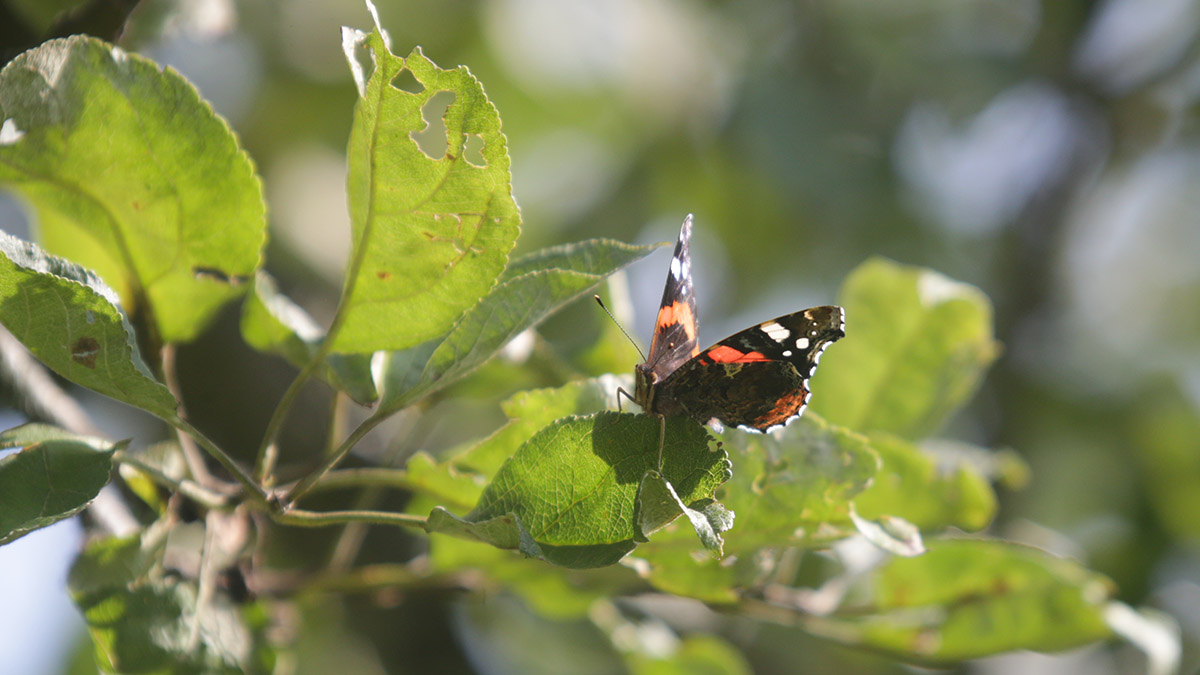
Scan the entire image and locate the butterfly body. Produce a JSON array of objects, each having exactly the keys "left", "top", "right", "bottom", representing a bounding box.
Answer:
[{"left": 632, "top": 215, "right": 845, "bottom": 434}]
